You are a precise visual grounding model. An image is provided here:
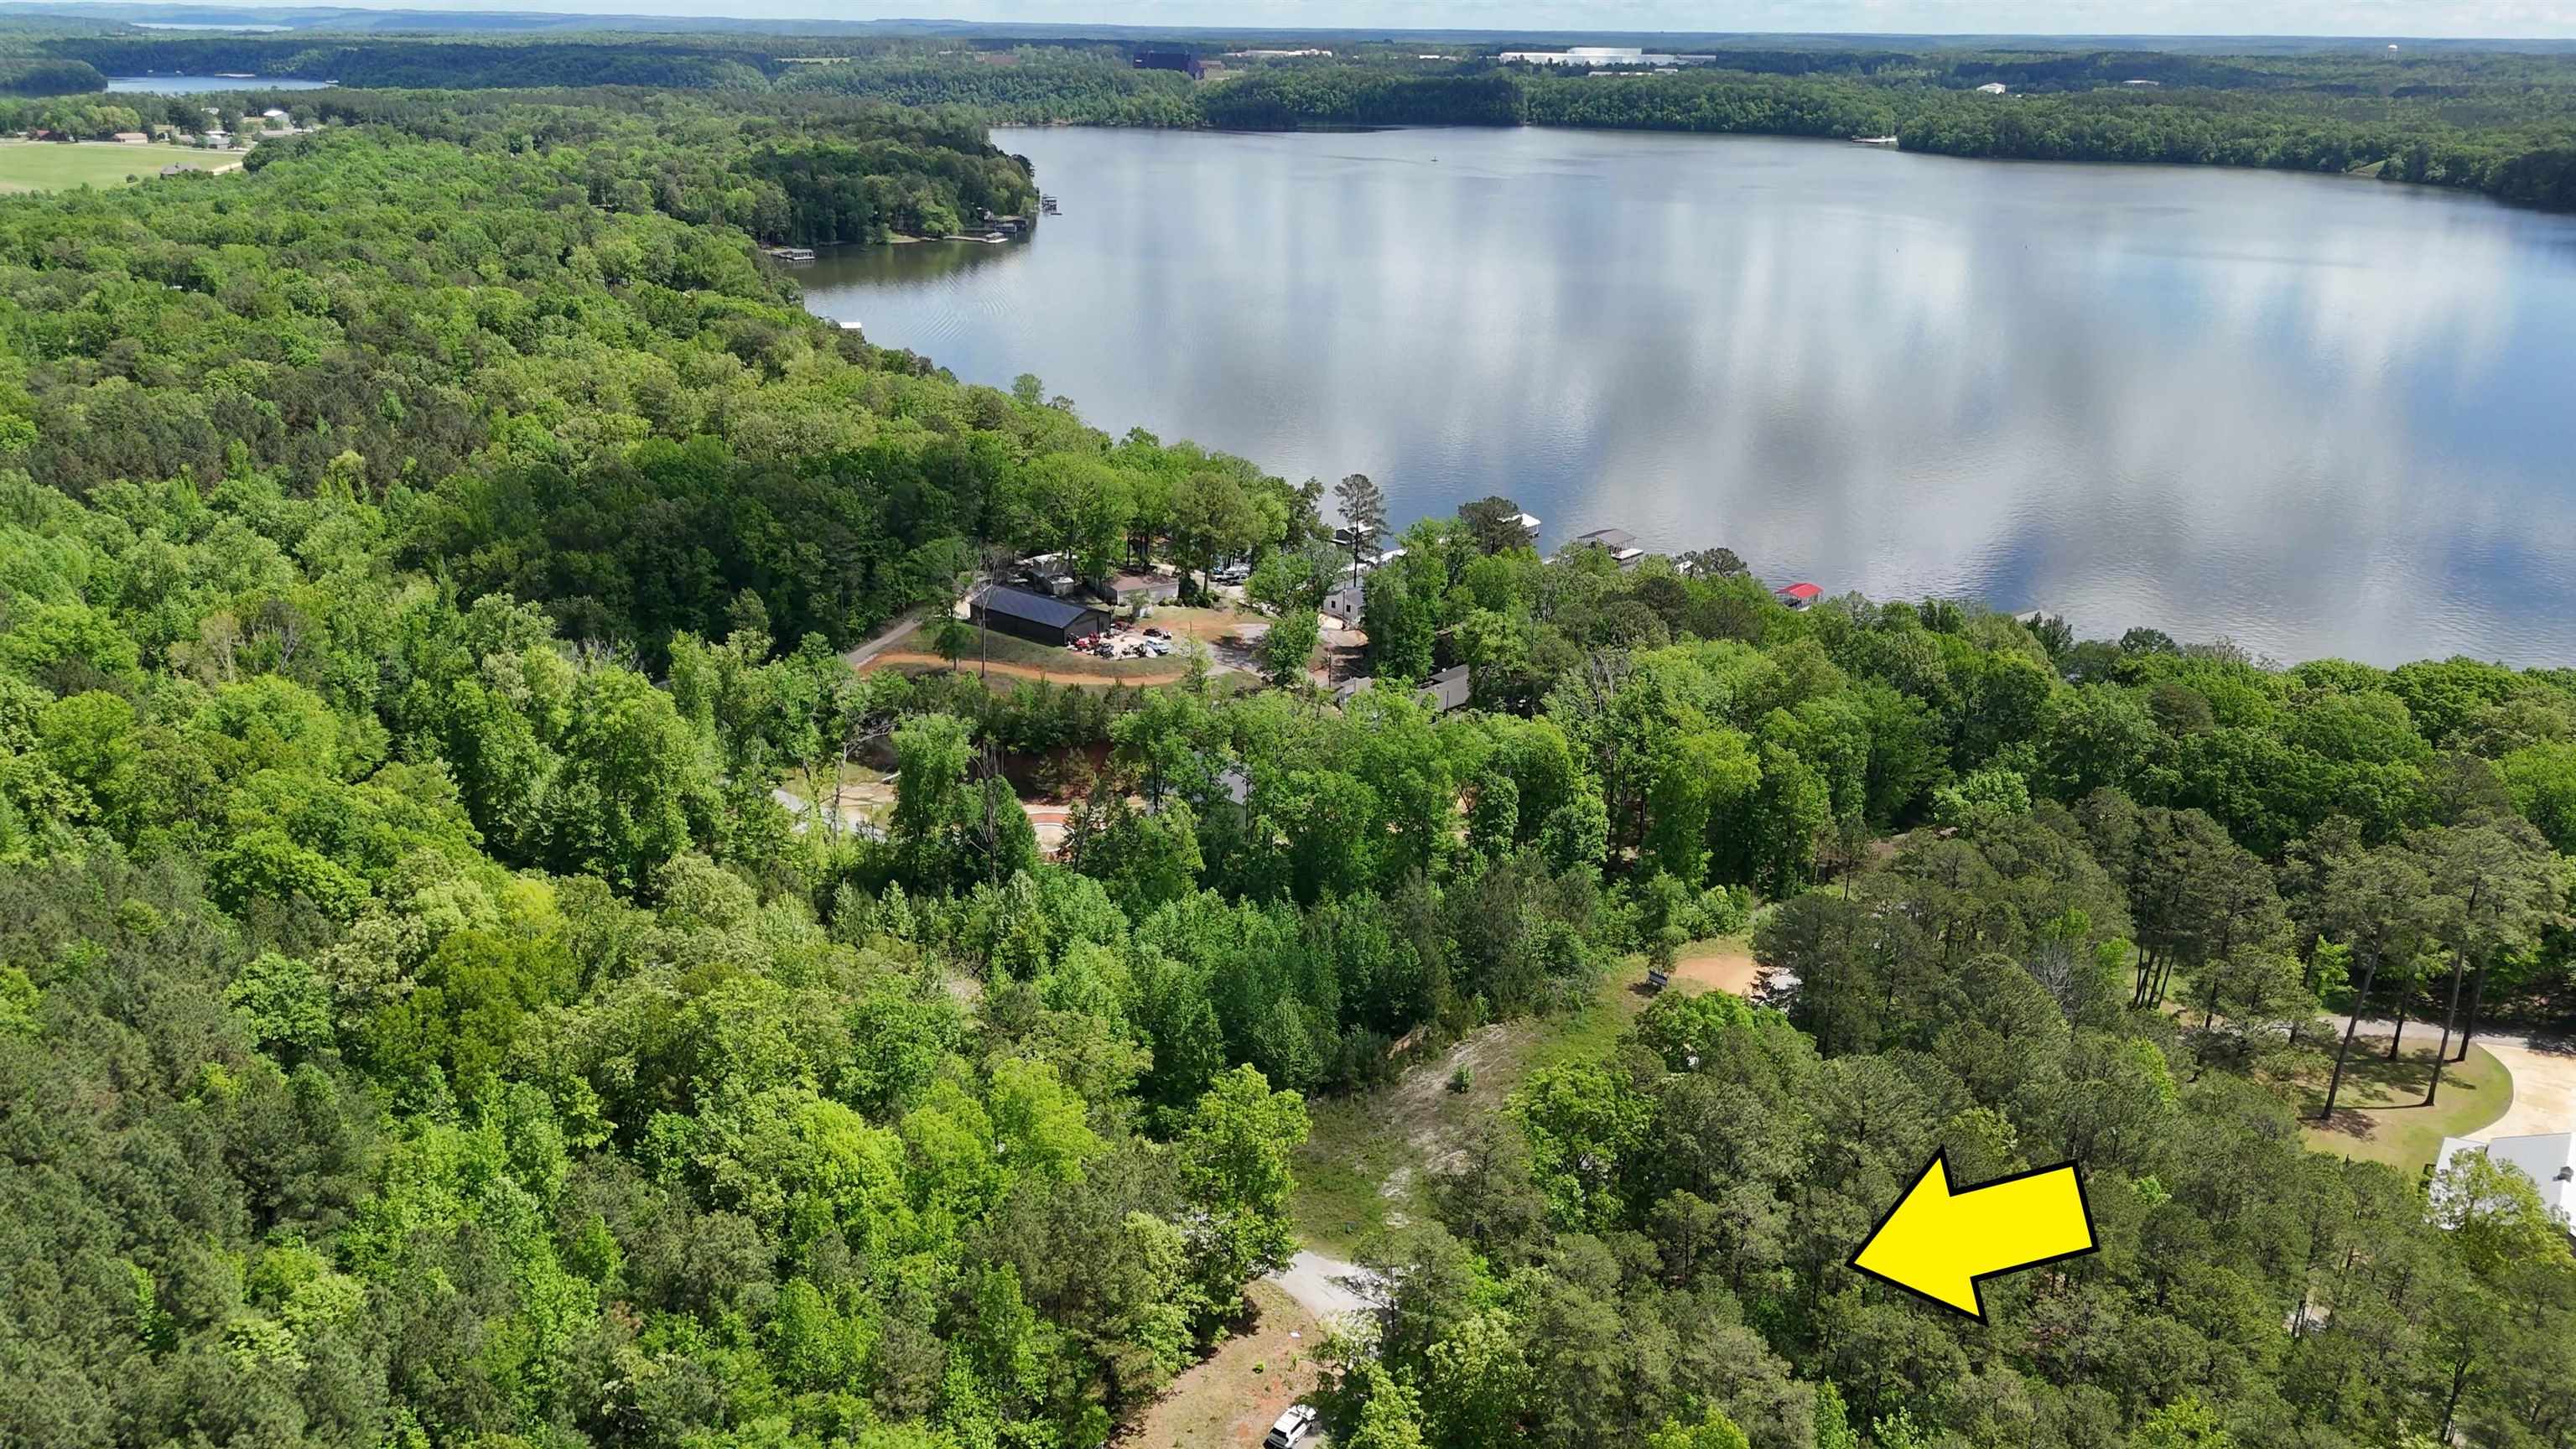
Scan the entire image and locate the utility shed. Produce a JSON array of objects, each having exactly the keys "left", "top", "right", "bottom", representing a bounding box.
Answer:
[{"left": 972, "top": 584, "right": 1110, "bottom": 645}]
